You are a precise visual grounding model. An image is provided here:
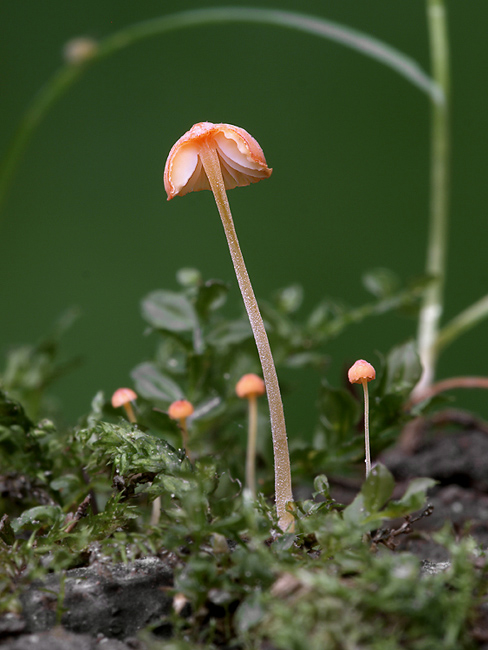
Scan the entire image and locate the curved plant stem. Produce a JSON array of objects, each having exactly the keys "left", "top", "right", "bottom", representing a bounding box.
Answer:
[
  {"left": 434, "top": 293, "right": 488, "bottom": 355},
  {"left": 414, "top": 0, "right": 450, "bottom": 398},
  {"left": 0, "top": 7, "right": 441, "bottom": 218},
  {"left": 408, "top": 376, "right": 488, "bottom": 408},
  {"left": 198, "top": 141, "right": 294, "bottom": 532}
]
